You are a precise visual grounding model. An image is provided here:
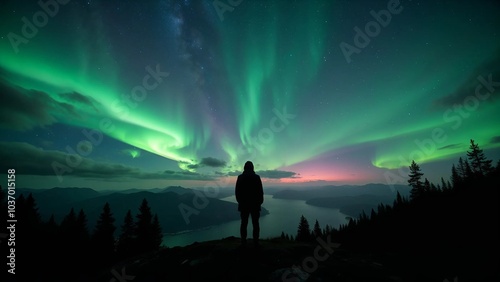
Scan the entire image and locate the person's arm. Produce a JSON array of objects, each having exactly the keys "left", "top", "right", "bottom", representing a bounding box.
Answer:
[
  {"left": 257, "top": 176, "right": 264, "bottom": 205},
  {"left": 235, "top": 176, "right": 241, "bottom": 203}
]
